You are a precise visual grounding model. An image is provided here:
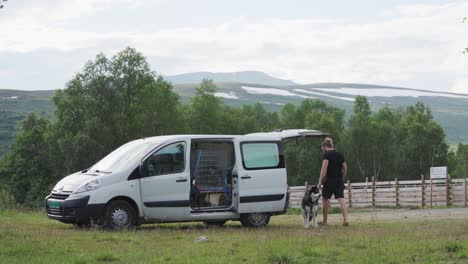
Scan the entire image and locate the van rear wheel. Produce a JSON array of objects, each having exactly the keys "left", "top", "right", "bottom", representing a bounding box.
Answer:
[
  {"left": 240, "top": 213, "right": 270, "bottom": 228},
  {"left": 103, "top": 200, "right": 136, "bottom": 230}
]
